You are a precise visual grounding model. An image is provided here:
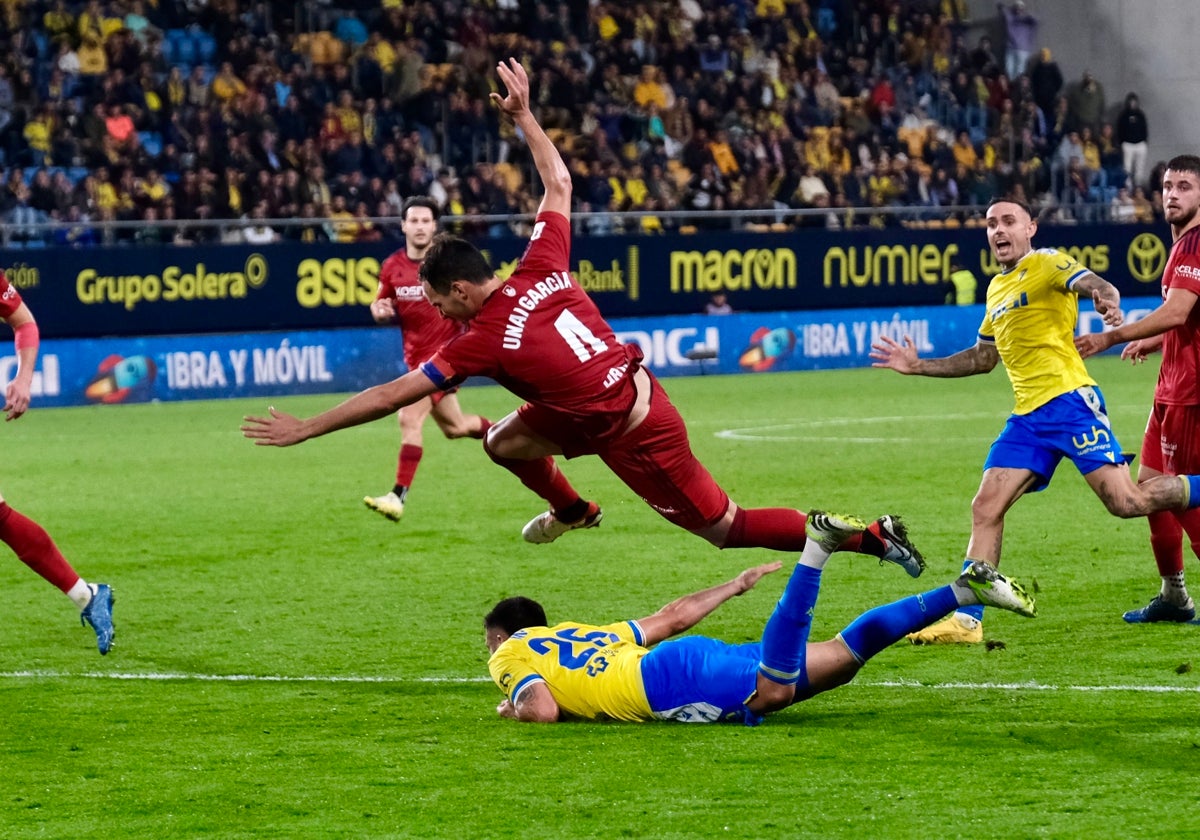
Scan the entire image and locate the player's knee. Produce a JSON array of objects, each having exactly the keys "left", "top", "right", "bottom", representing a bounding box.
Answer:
[{"left": 970, "top": 496, "right": 1003, "bottom": 526}]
